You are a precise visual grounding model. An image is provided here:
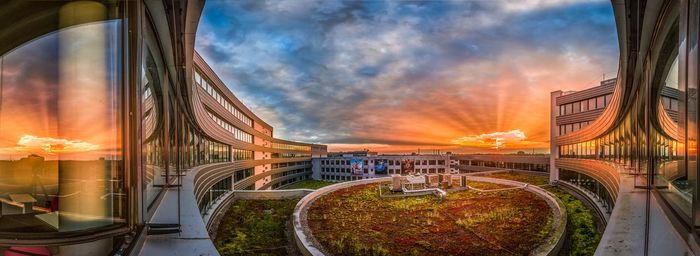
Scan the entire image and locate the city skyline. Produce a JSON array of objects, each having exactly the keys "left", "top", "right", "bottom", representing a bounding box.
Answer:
[{"left": 196, "top": 0, "right": 619, "bottom": 153}]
